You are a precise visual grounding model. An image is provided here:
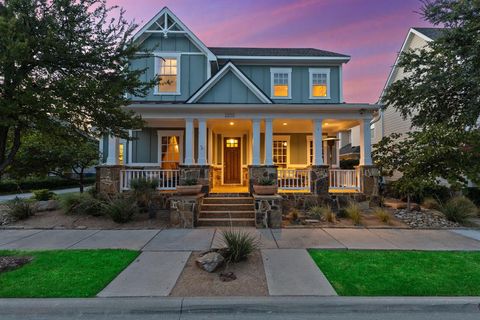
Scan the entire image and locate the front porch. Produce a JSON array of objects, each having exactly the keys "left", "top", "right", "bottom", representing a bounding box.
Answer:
[{"left": 103, "top": 115, "right": 376, "bottom": 196}]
